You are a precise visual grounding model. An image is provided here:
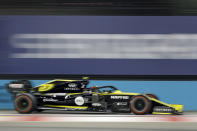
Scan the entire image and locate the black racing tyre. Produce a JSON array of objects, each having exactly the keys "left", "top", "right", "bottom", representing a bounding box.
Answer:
[
  {"left": 14, "top": 93, "right": 37, "bottom": 114},
  {"left": 145, "top": 94, "right": 159, "bottom": 100},
  {"left": 130, "top": 95, "right": 152, "bottom": 115}
]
